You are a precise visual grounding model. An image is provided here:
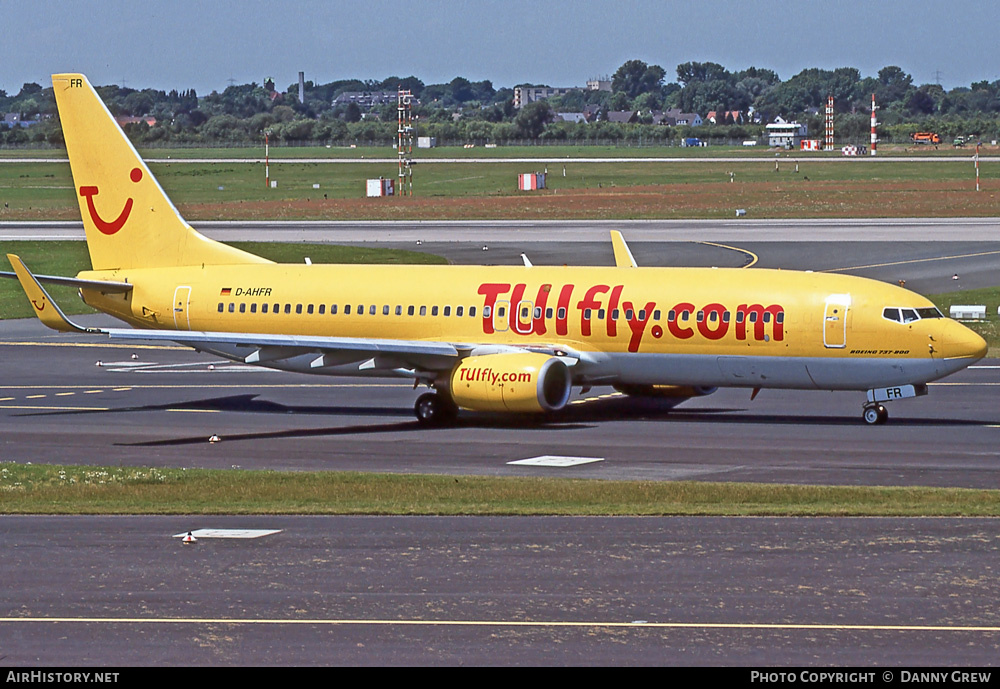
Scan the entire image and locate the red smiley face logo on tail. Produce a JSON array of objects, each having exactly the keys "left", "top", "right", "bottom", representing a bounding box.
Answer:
[{"left": 79, "top": 167, "right": 142, "bottom": 235}]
